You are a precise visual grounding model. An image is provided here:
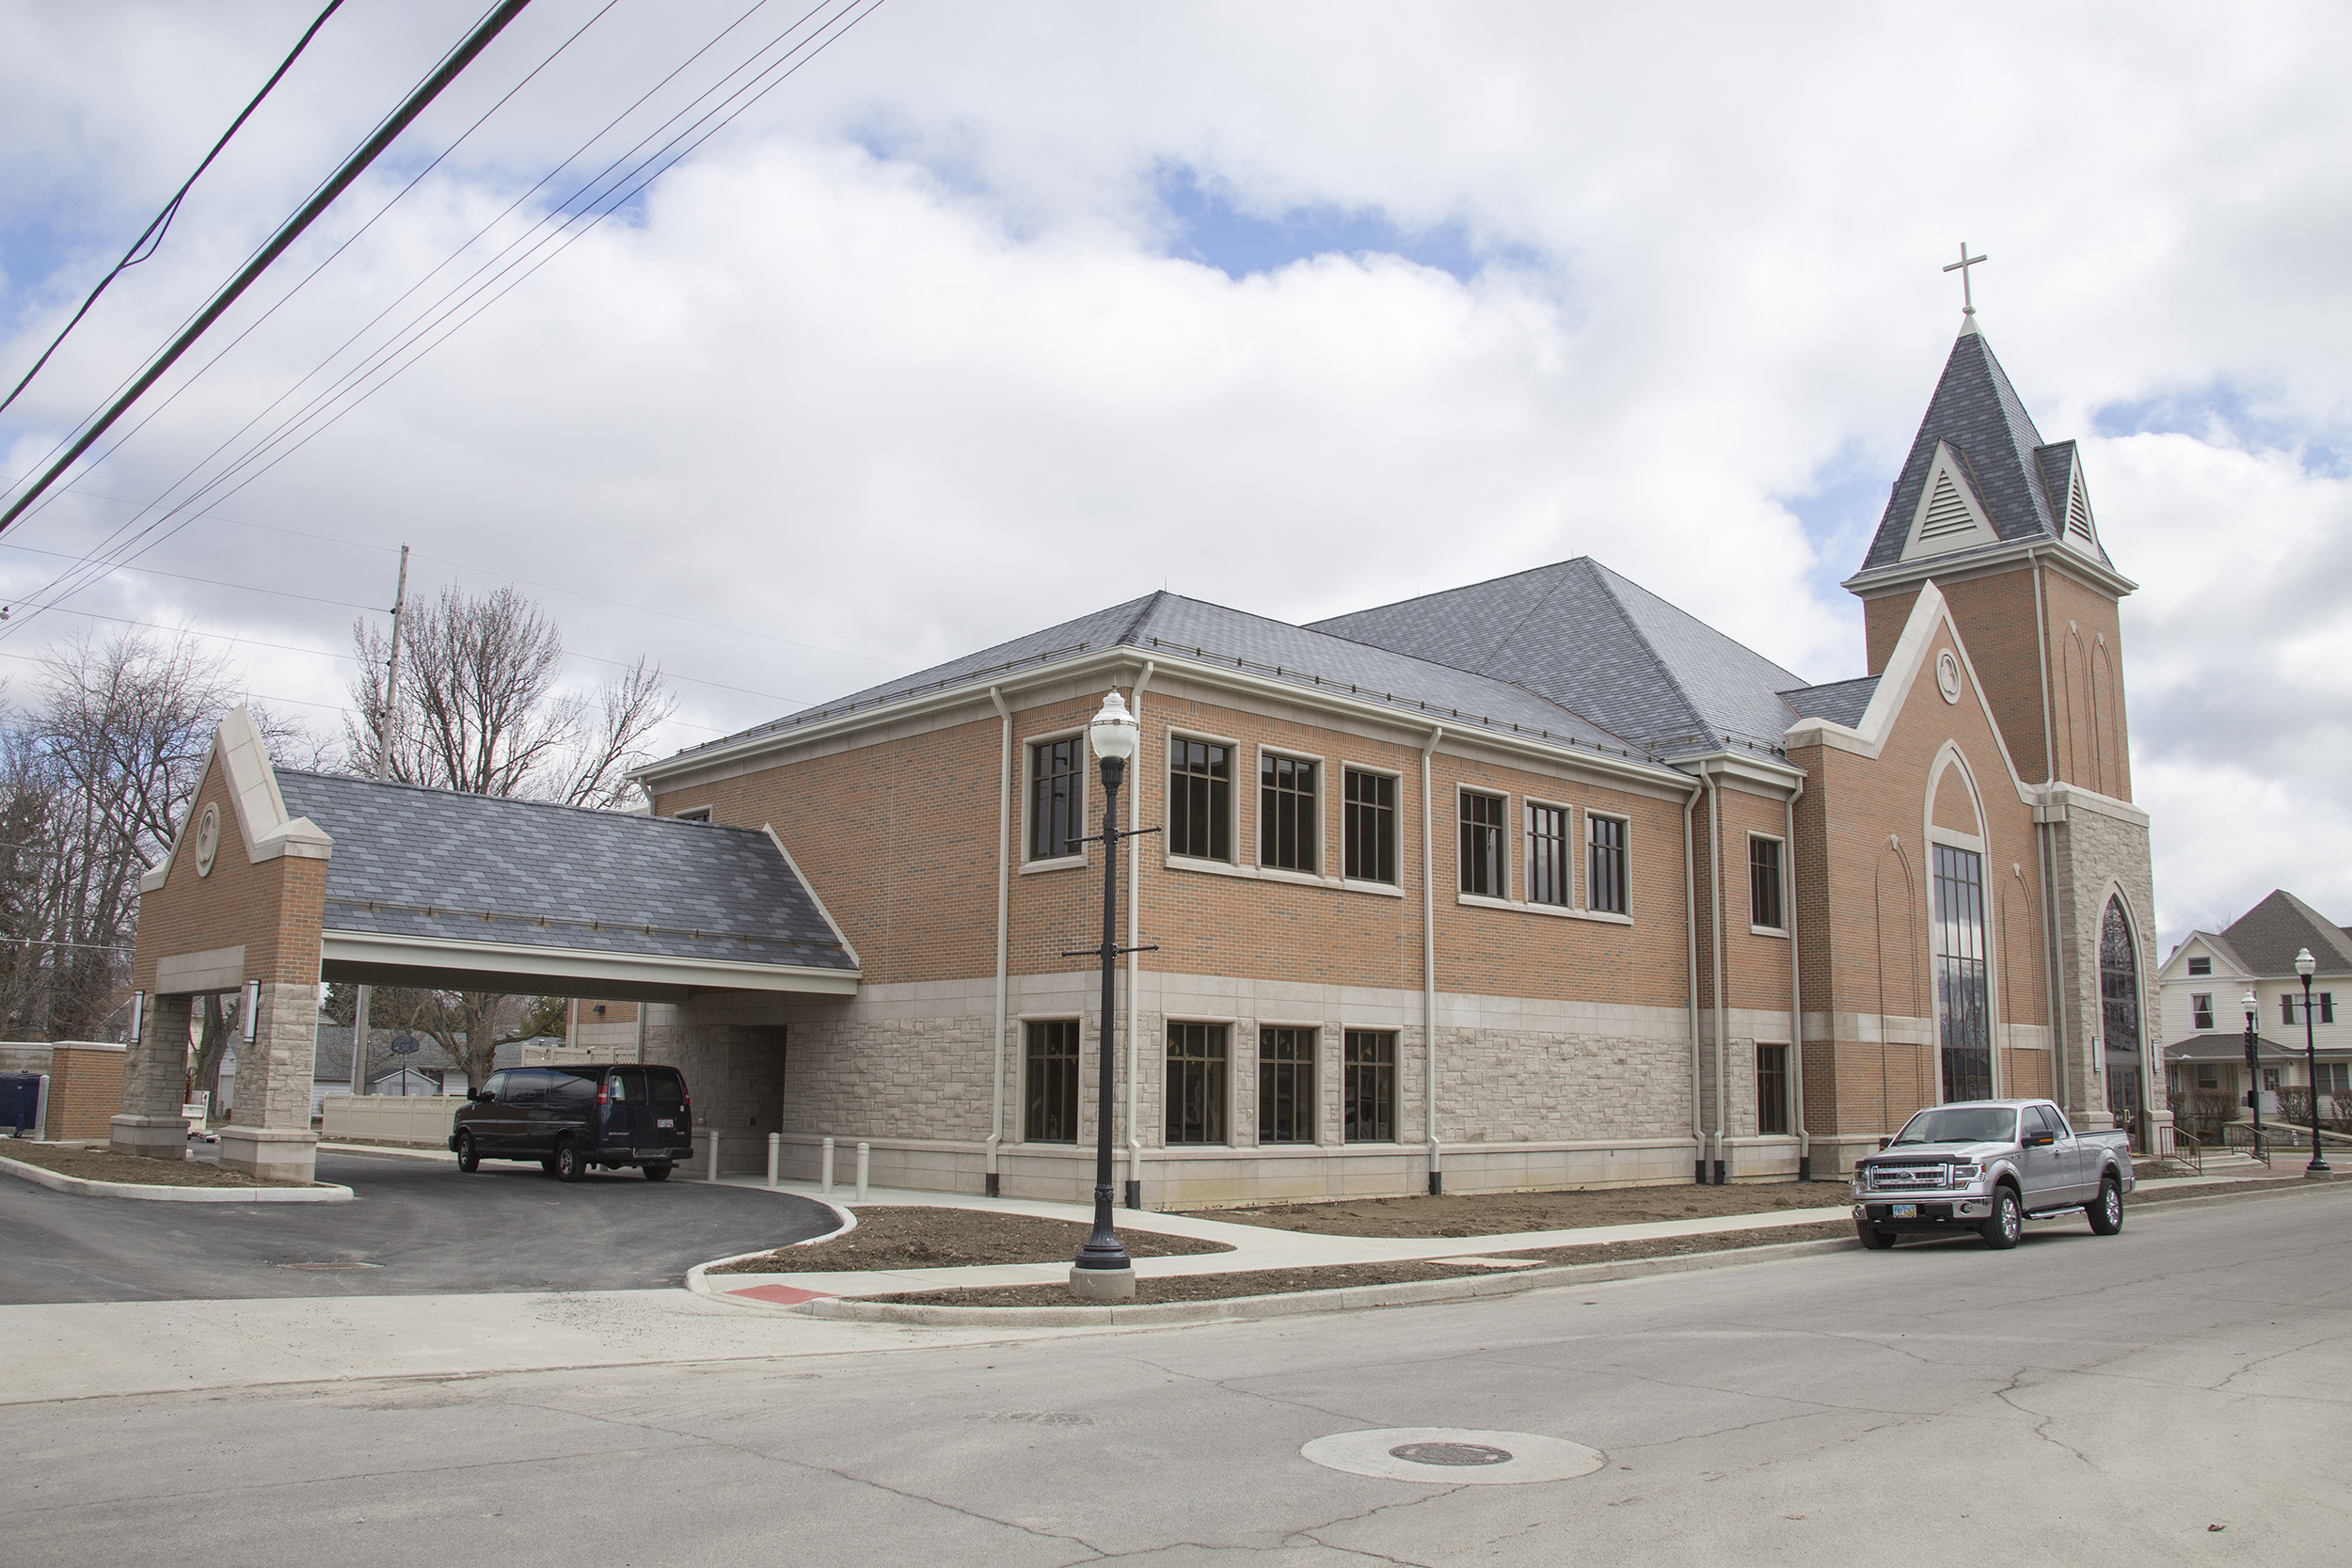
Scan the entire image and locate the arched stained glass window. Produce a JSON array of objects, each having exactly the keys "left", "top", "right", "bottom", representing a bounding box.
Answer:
[{"left": 2101, "top": 895, "right": 2143, "bottom": 1127}]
